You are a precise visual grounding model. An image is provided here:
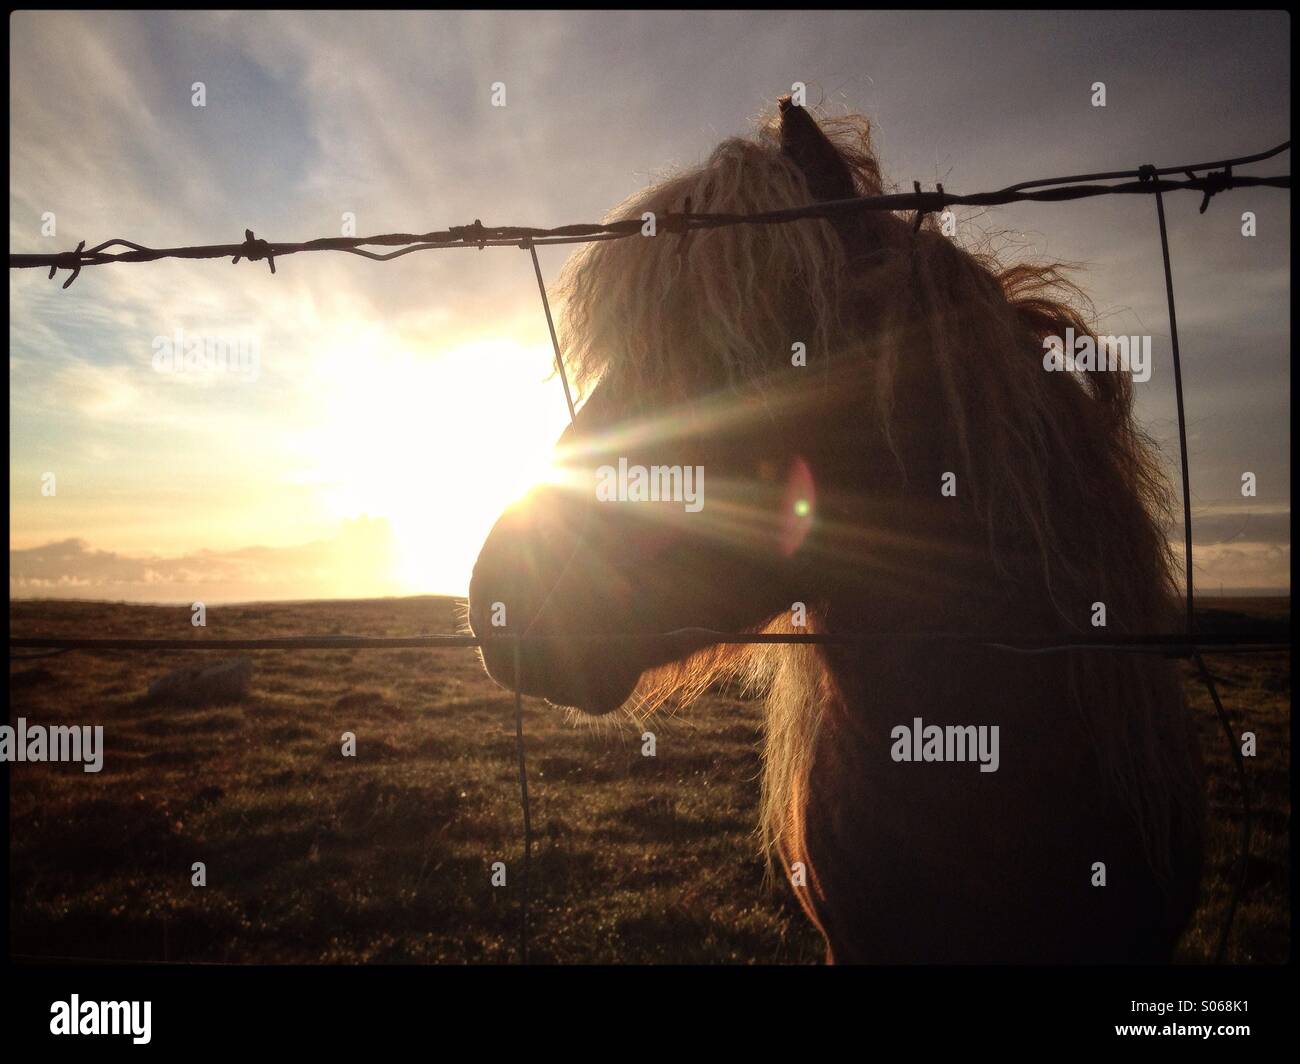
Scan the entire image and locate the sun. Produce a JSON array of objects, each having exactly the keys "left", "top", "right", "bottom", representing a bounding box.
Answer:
[{"left": 305, "top": 328, "right": 573, "bottom": 597}]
